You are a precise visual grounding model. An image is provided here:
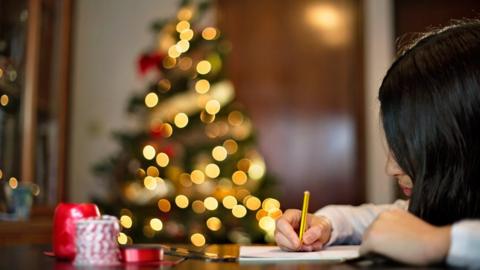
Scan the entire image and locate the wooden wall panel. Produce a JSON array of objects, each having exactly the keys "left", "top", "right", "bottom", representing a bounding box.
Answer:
[{"left": 218, "top": 0, "right": 365, "bottom": 209}]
